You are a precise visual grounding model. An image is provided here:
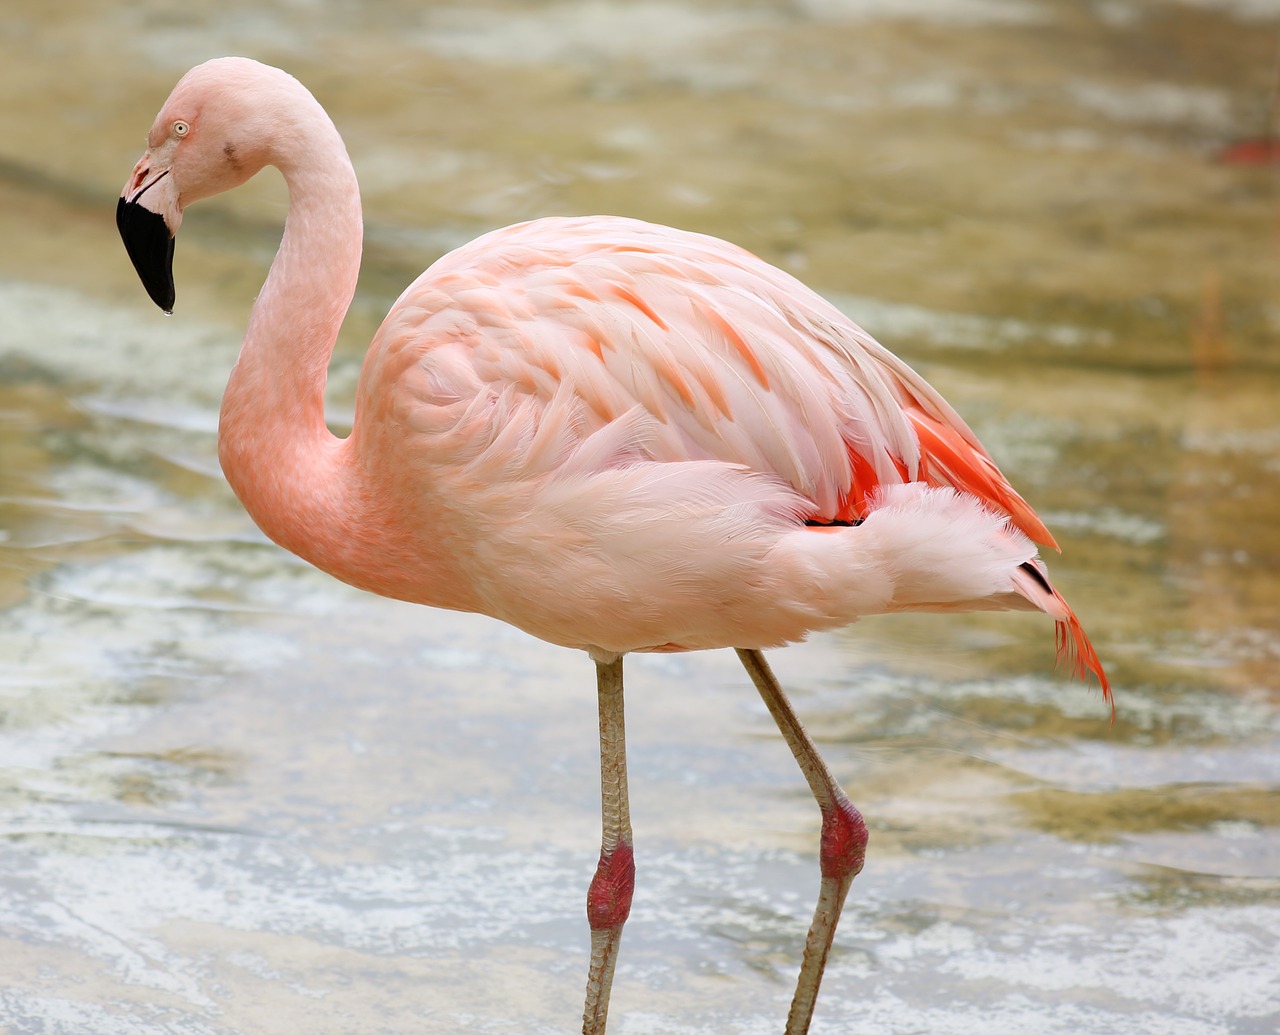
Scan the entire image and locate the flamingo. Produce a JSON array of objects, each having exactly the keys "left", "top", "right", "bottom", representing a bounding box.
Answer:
[{"left": 116, "top": 57, "right": 1110, "bottom": 1035}]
